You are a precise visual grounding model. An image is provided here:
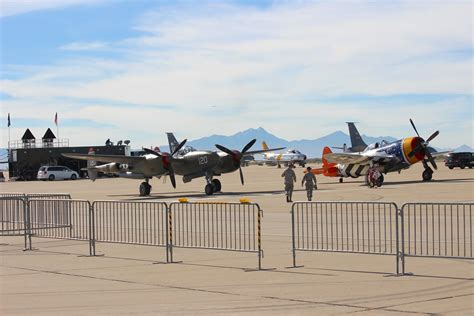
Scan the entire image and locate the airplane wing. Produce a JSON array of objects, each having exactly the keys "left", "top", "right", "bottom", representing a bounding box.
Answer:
[
  {"left": 62, "top": 153, "right": 146, "bottom": 164},
  {"left": 324, "top": 152, "right": 396, "bottom": 165},
  {"left": 244, "top": 147, "right": 286, "bottom": 156},
  {"left": 431, "top": 150, "right": 451, "bottom": 160}
]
